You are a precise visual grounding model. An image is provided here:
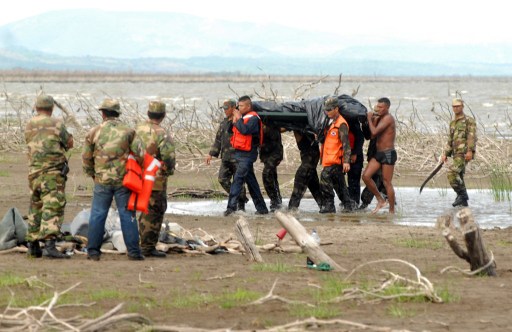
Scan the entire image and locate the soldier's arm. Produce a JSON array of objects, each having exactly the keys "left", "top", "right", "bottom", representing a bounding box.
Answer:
[
  {"left": 338, "top": 124, "right": 351, "bottom": 164},
  {"left": 129, "top": 130, "right": 145, "bottom": 165},
  {"left": 209, "top": 124, "right": 222, "bottom": 158},
  {"left": 82, "top": 129, "right": 96, "bottom": 178},
  {"left": 466, "top": 118, "right": 477, "bottom": 152},
  {"left": 443, "top": 123, "right": 454, "bottom": 158},
  {"left": 160, "top": 134, "right": 176, "bottom": 176},
  {"left": 59, "top": 122, "right": 73, "bottom": 151}
]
